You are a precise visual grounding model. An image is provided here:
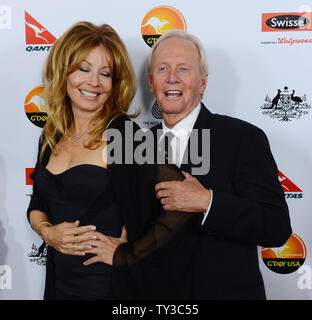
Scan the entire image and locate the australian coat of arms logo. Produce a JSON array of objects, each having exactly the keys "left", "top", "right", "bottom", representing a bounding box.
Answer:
[
  {"left": 261, "top": 87, "right": 311, "bottom": 121},
  {"left": 28, "top": 241, "right": 47, "bottom": 266}
]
